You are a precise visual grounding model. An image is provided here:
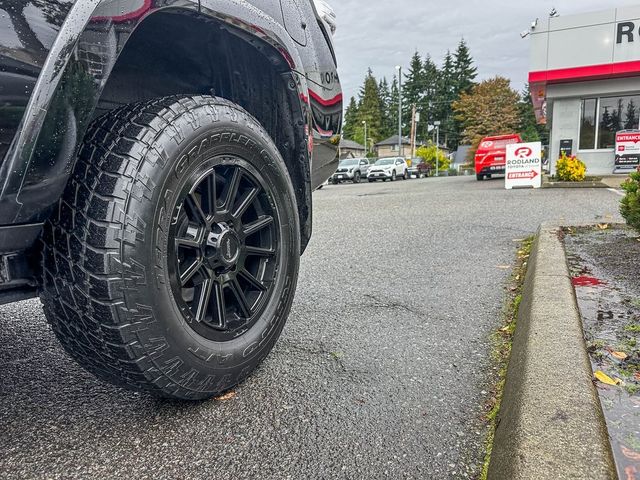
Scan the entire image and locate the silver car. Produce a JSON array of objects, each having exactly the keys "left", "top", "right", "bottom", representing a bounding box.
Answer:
[{"left": 331, "top": 158, "right": 371, "bottom": 184}]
